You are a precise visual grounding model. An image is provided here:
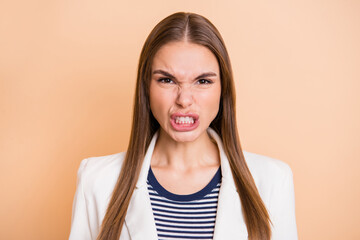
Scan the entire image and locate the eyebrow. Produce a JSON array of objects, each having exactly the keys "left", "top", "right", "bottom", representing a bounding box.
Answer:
[
  {"left": 152, "top": 70, "right": 175, "bottom": 79},
  {"left": 152, "top": 69, "right": 217, "bottom": 80},
  {"left": 195, "top": 72, "right": 217, "bottom": 79}
]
